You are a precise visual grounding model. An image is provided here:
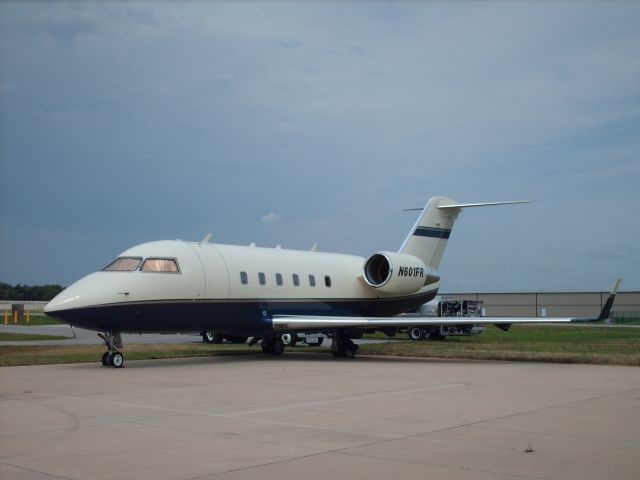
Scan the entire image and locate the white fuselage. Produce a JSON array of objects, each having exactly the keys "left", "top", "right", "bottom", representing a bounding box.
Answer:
[{"left": 45, "top": 240, "right": 439, "bottom": 334}]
